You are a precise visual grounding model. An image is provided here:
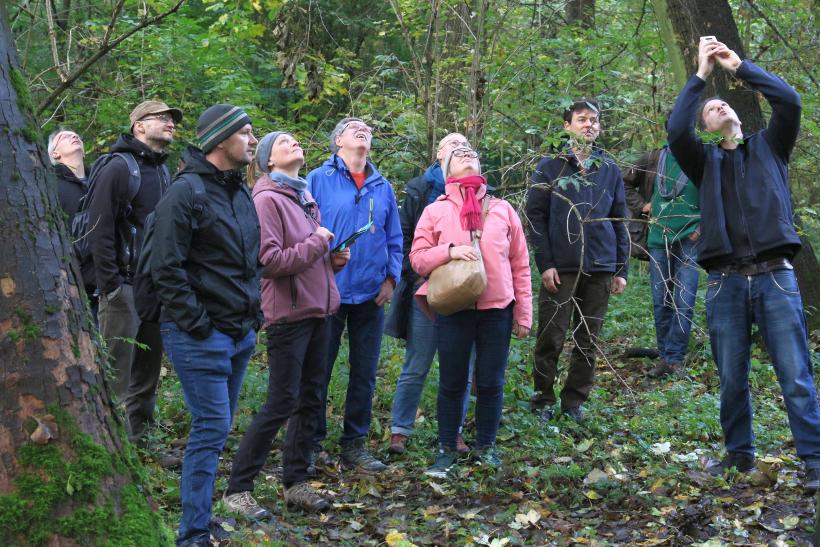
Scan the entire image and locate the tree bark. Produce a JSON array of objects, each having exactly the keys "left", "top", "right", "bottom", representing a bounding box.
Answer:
[
  {"left": 661, "top": 0, "right": 820, "bottom": 328},
  {"left": 0, "top": 5, "right": 168, "bottom": 545}
]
